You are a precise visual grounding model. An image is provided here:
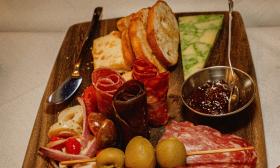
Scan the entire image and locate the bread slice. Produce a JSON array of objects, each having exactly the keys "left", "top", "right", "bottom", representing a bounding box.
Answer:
[
  {"left": 147, "top": 0, "right": 179, "bottom": 67},
  {"left": 92, "top": 31, "right": 130, "bottom": 72},
  {"left": 129, "top": 8, "right": 166, "bottom": 72},
  {"left": 121, "top": 29, "right": 135, "bottom": 68},
  {"left": 117, "top": 15, "right": 131, "bottom": 32}
]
